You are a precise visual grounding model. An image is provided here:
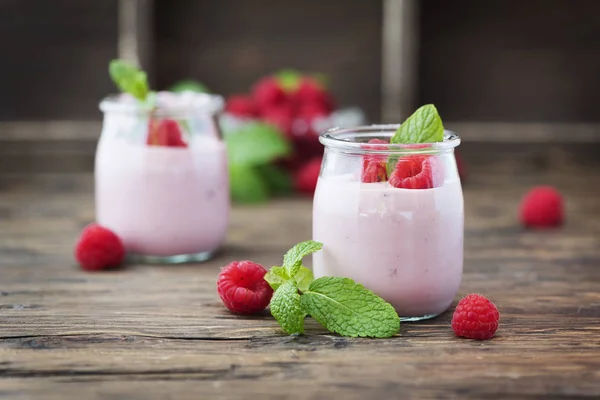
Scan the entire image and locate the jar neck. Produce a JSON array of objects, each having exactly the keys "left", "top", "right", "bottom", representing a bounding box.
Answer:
[
  {"left": 99, "top": 92, "right": 225, "bottom": 119},
  {"left": 319, "top": 125, "right": 460, "bottom": 156}
]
